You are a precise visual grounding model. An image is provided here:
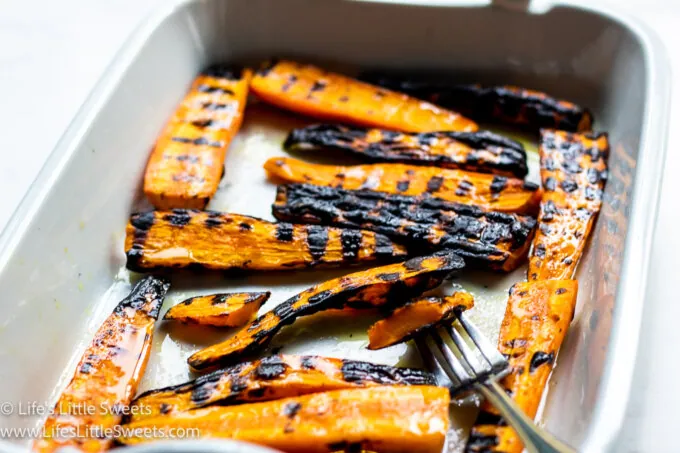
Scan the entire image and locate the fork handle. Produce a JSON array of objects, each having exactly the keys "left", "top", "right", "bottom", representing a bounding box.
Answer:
[{"left": 477, "top": 380, "right": 576, "bottom": 453}]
